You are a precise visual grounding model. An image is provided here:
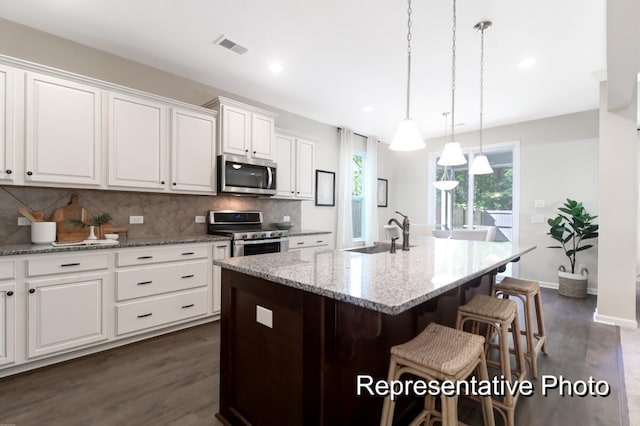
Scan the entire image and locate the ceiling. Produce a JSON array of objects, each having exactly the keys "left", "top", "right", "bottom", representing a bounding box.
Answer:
[{"left": 0, "top": 0, "right": 606, "bottom": 140}]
